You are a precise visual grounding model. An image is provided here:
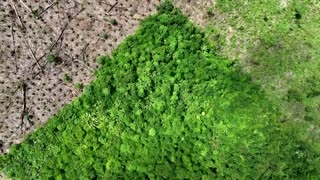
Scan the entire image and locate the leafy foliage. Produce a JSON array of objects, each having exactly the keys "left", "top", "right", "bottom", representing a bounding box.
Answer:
[
  {"left": 63, "top": 74, "right": 72, "bottom": 83},
  {"left": 110, "top": 19, "right": 118, "bottom": 26},
  {"left": 100, "top": 32, "right": 109, "bottom": 40},
  {"left": 74, "top": 82, "right": 84, "bottom": 91},
  {"left": 1, "top": 2, "right": 319, "bottom": 179},
  {"left": 46, "top": 54, "right": 55, "bottom": 63},
  {"left": 46, "top": 53, "right": 62, "bottom": 64}
]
